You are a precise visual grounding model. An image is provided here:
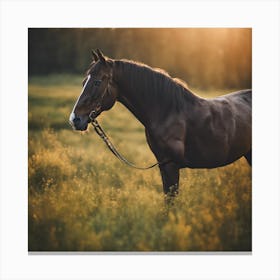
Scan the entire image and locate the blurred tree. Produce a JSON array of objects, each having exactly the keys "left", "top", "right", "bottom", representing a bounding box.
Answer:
[{"left": 28, "top": 28, "right": 251, "bottom": 89}]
